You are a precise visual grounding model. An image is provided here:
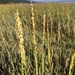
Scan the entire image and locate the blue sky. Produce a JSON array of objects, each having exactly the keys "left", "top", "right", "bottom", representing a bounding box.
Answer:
[{"left": 28, "top": 0, "right": 75, "bottom": 2}]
